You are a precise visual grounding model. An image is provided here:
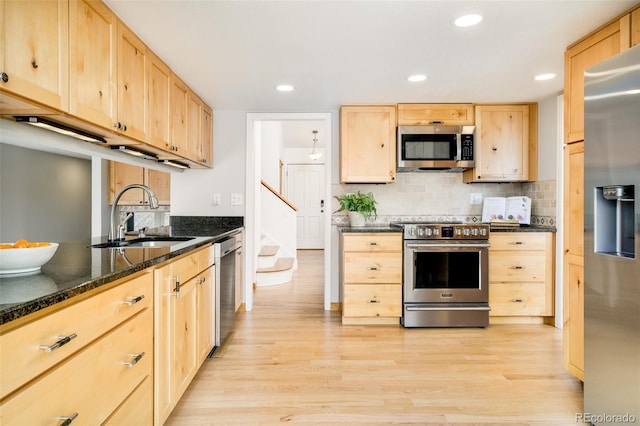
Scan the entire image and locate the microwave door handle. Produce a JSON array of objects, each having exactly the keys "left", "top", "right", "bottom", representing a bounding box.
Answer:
[{"left": 455, "top": 134, "right": 461, "bottom": 161}]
